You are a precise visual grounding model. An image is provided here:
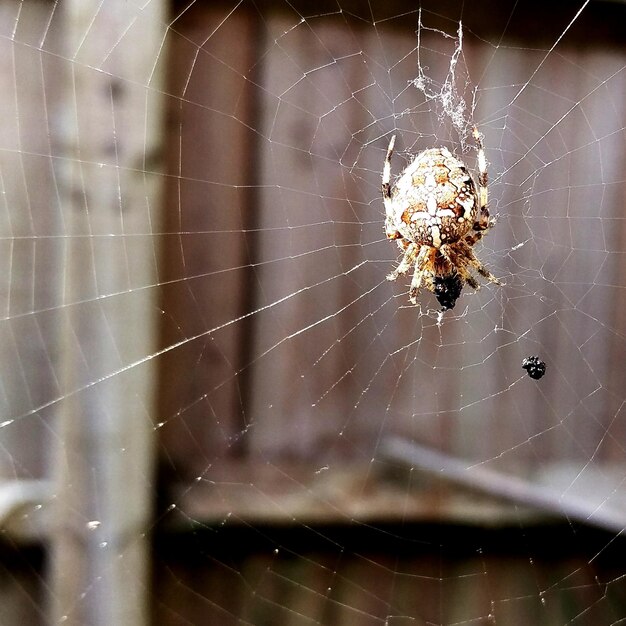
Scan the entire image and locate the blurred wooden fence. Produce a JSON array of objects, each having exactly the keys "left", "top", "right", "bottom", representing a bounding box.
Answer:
[
  {"left": 0, "top": 0, "right": 166, "bottom": 624},
  {"left": 0, "top": 0, "right": 624, "bottom": 625},
  {"left": 160, "top": 0, "right": 626, "bottom": 518},
  {"left": 157, "top": 2, "right": 626, "bottom": 620}
]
